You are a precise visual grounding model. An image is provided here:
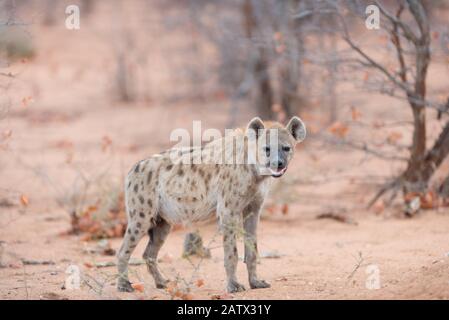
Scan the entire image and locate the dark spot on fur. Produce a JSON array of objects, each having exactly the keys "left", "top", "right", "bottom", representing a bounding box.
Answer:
[
  {"left": 147, "top": 171, "right": 153, "bottom": 184},
  {"left": 147, "top": 199, "right": 153, "bottom": 207},
  {"left": 192, "top": 197, "right": 197, "bottom": 202},
  {"left": 166, "top": 164, "right": 173, "bottom": 170},
  {"left": 233, "top": 247, "right": 237, "bottom": 255},
  {"left": 191, "top": 164, "right": 197, "bottom": 172},
  {"left": 130, "top": 236, "right": 136, "bottom": 242},
  {"left": 138, "top": 195, "right": 145, "bottom": 204},
  {"left": 134, "top": 184, "right": 139, "bottom": 193},
  {"left": 178, "top": 168, "right": 184, "bottom": 176},
  {"left": 134, "top": 229, "right": 139, "bottom": 234},
  {"left": 134, "top": 163, "right": 140, "bottom": 173},
  {"left": 139, "top": 212, "right": 145, "bottom": 218},
  {"left": 128, "top": 181, "right": 132, "bottom": 188},
  {"left": 136, "top": 222, "right": 141, "bottom": 228},
  {"left": 127, "top": 228, "right": 131, "bottom": 234}
]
